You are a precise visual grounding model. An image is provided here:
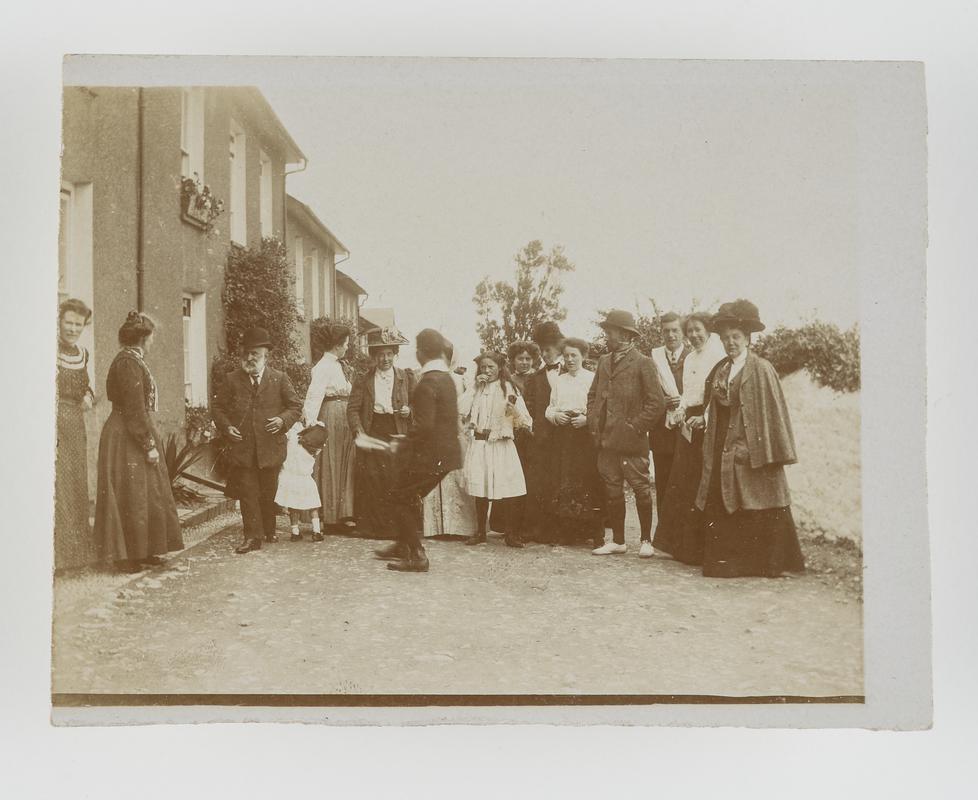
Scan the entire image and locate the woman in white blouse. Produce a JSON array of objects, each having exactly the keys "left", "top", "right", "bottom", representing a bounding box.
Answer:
[
  {"left": 459, "top": 351, "right": 532, "bottom": 547},
  {"left": 651, "top": 313, "right": 727, "bottom": 563},
  {"left": 543, "top": 337, "right": 605, "bottom": 547},
  {"left": 305, "top": 322, "right": 356, "bottom": 530}
]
